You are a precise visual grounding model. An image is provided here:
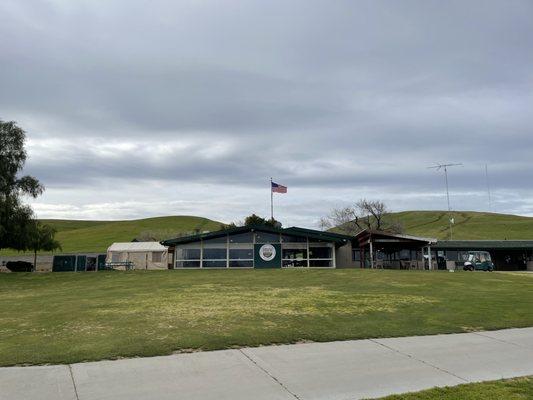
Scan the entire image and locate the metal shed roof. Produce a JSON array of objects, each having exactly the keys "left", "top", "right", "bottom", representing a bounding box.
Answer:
[{"left": 108, "top": 242, "right": 168, "bottom": 252}]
